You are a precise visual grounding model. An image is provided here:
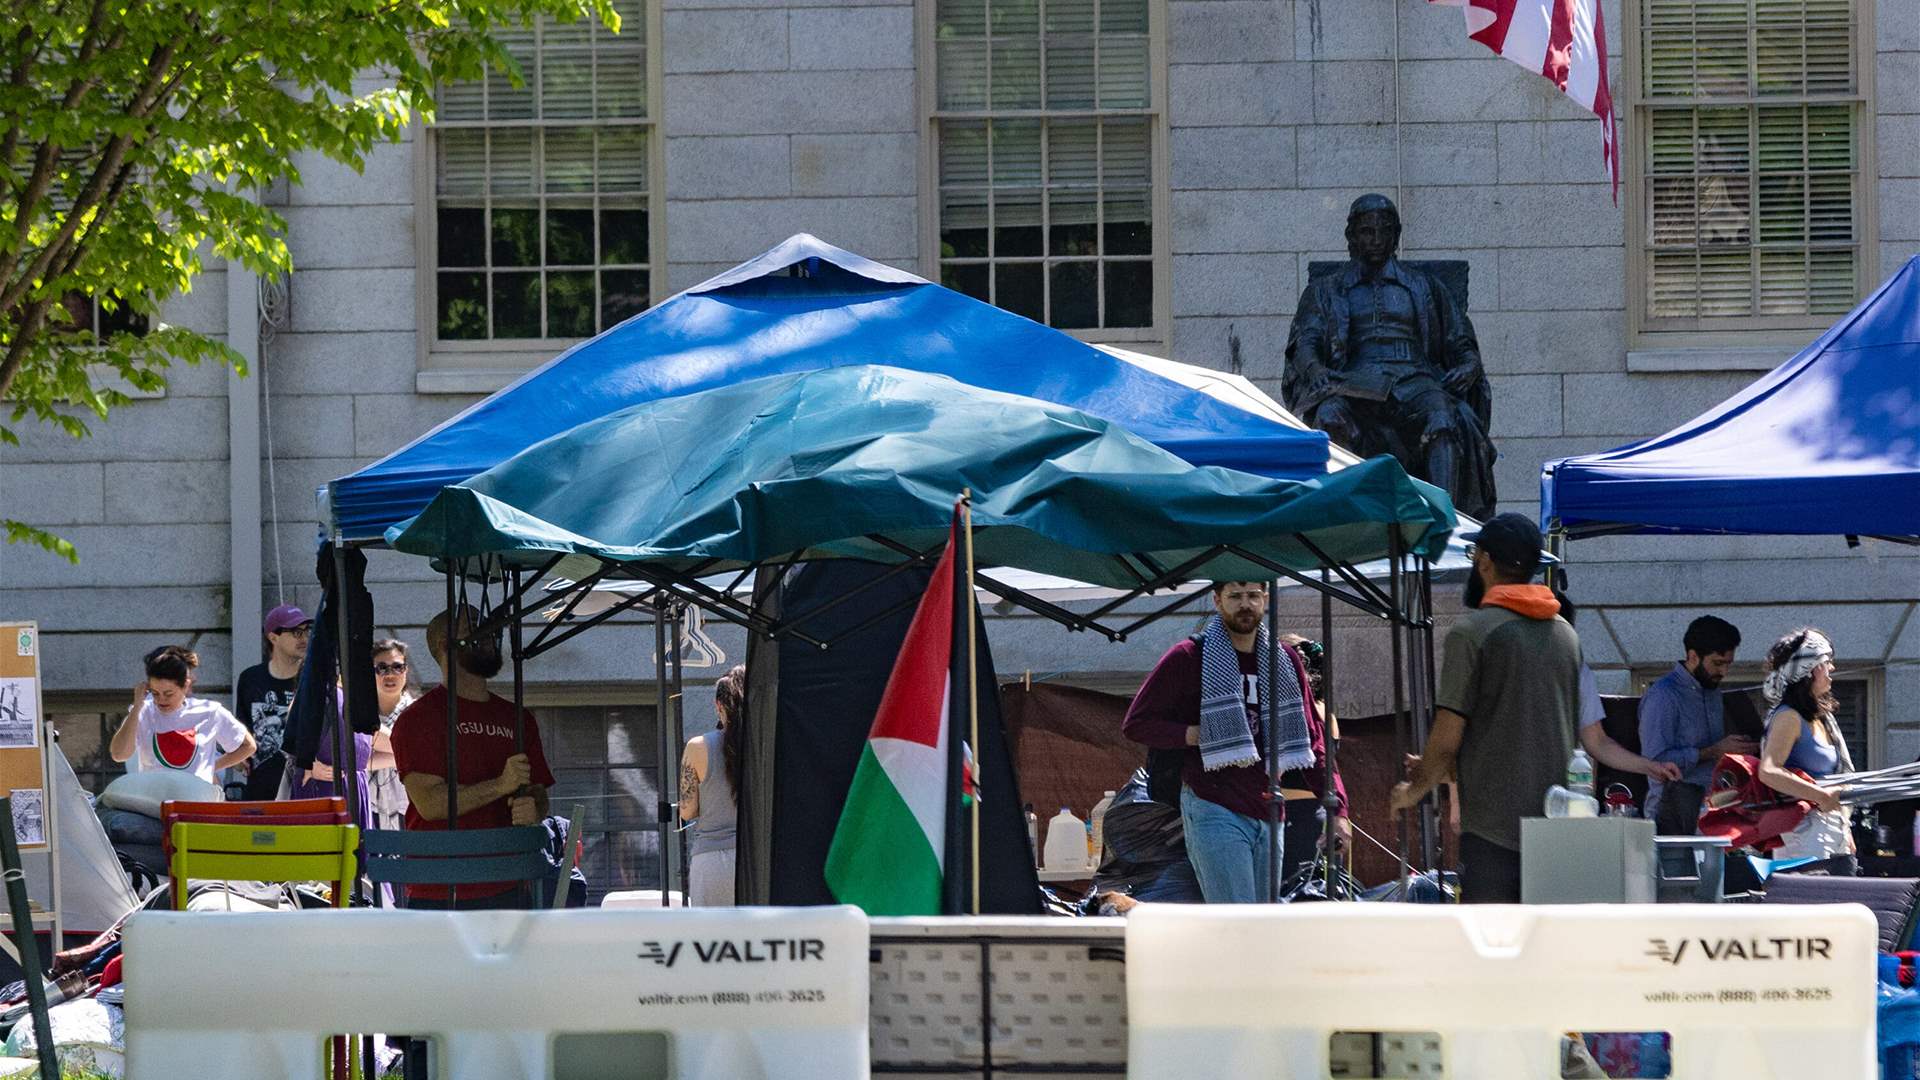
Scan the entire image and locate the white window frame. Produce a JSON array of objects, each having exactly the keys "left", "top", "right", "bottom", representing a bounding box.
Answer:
[
  {"left": 916, "top": 0, "right": 1172, "bottom": 351},
  {"left": 1623, "top": 0, "right": 1878, "bottom": 364},
  {"left": 415, "top": 3, "right": 667, "bottom": 394}
]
